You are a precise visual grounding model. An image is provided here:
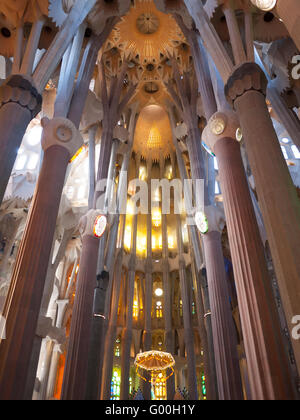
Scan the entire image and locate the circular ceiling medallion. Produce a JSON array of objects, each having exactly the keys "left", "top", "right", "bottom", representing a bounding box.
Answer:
[{"left": 136, "top": 13, "right": 160, "bottom": 35}]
